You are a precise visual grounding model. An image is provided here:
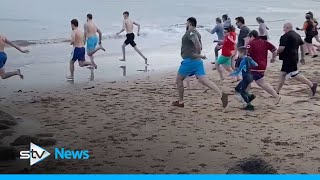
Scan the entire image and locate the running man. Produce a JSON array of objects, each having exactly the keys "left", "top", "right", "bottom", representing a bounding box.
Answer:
[
  {"left": 215, "top": 26, "right": 237, "bottom": 81},
  {"left": 235, "top": 16, "right": 251, "bottom": 48},
  {"left": 247, "top": 30, "right": 281, "bottom": 104},
  {"left": 84, "top": 14, "right": 105, "bottom": 69},
  {"left": 276, "top": 23, "right": 317, "bottom": 96},
  {"left": 117, "top": 11, "right": 147, "bottom": 64},
  {"left": 206, "top": 17, "right": 224, "bottom": 62},
  {"left": 172, "top": 17, "right": 228, "bottom": 108},
  {"left": 231, "top": 46, "right": 258, "bottom": 110},
  {"left": 67, "top": 19, "right": 94, "bottom": 80},
  {"left": 0, "top": 35, "right": 28, "bottom": 79}
]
